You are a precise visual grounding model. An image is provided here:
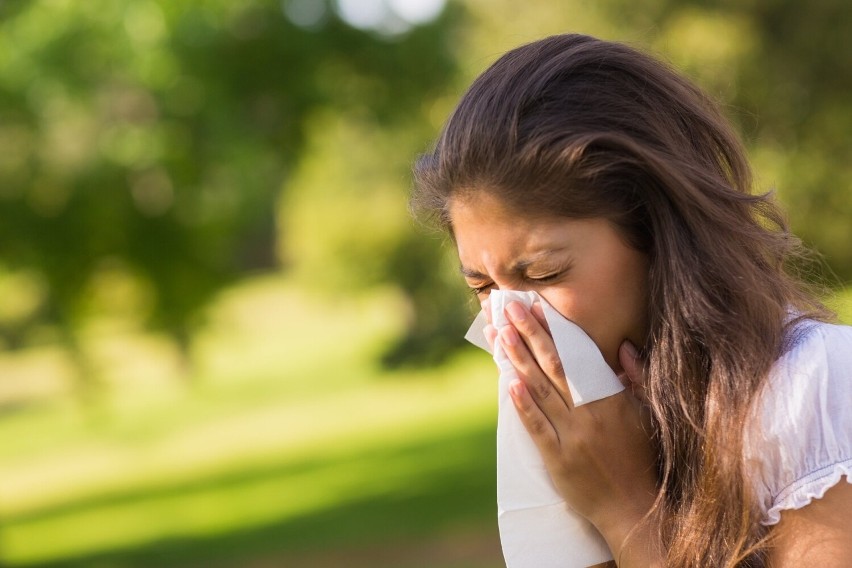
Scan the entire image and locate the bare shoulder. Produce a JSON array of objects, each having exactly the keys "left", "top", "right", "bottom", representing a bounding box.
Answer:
[{"left": 768, "top": 478, "right": 852, "bottom": 566}]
